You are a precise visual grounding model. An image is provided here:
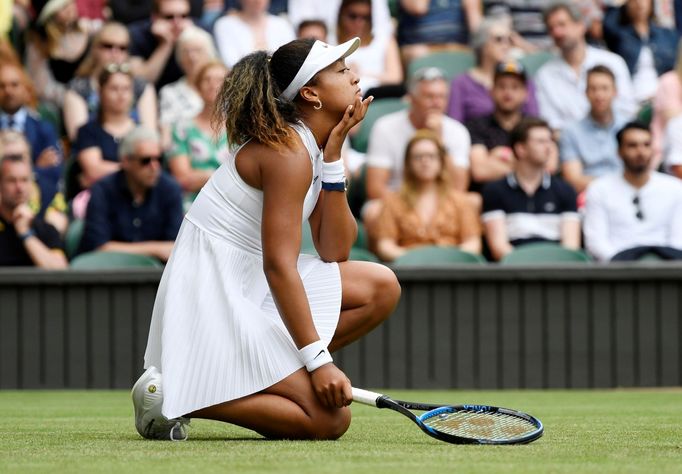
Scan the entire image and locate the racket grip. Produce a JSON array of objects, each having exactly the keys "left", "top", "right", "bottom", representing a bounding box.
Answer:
[{"left": 351, "top": 387, "right": 382, "bottom": 406}]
